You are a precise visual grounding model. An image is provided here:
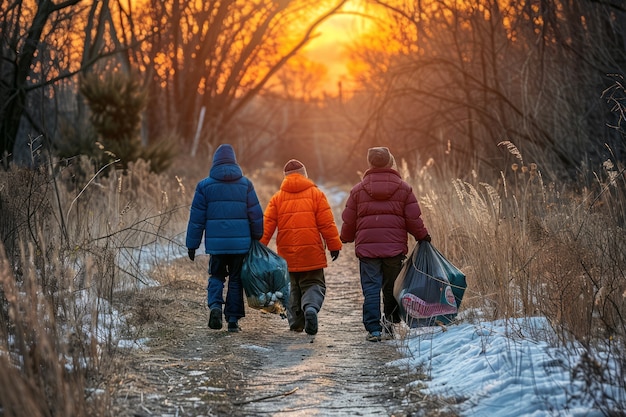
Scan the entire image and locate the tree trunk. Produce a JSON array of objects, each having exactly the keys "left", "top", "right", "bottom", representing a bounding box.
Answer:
[{"left": 0, "top": 0, "right": 80, "bottom": 167}]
